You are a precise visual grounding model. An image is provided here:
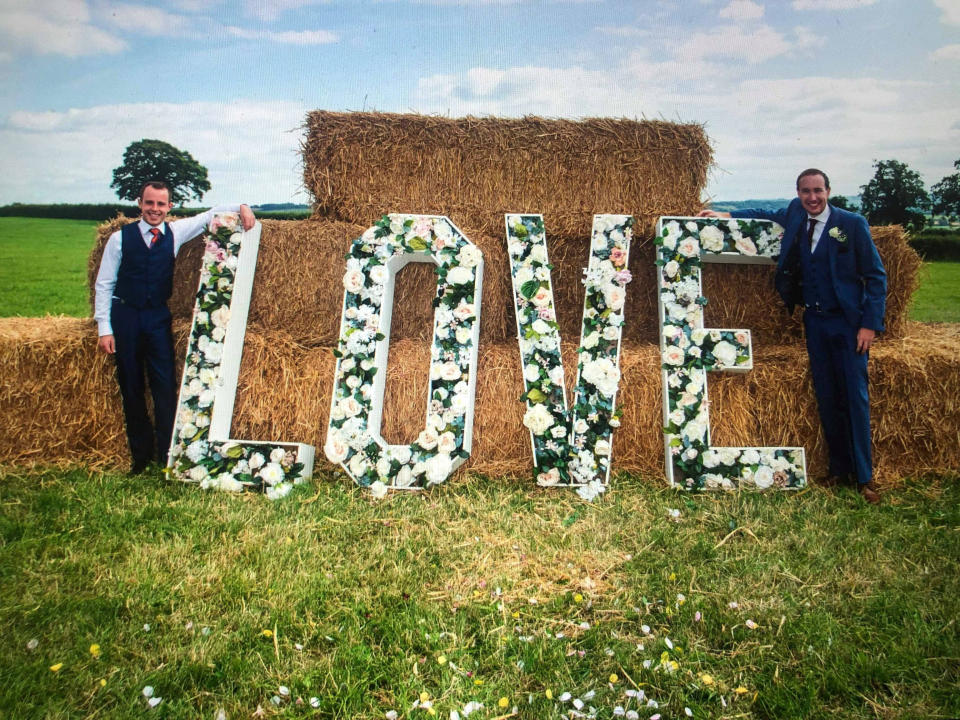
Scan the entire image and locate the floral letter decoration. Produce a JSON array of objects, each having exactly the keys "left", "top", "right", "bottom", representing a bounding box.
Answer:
[
  {"left": 657, "top": 217, "right": 806, "bottom": 491},
  {"left": 325, "top": 214, "right": 483, "bottom": 495},
  {"left": 506, "top": 214, "right": 633, "bottom": 501},
  {"left": 168, "top": 214, "right": 315, "bottom": 499}
]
